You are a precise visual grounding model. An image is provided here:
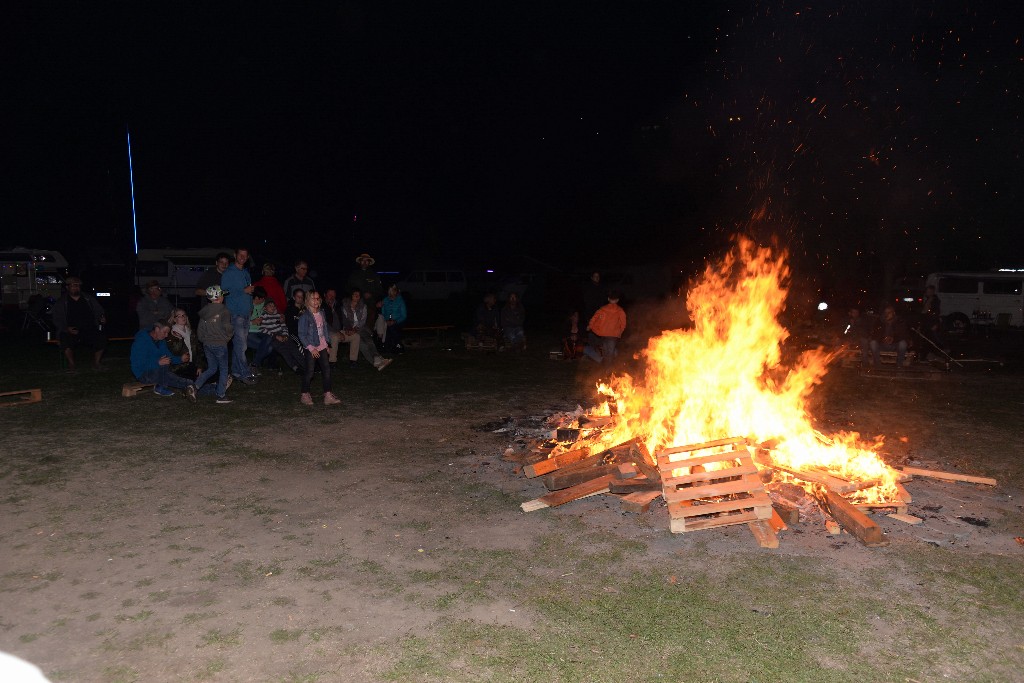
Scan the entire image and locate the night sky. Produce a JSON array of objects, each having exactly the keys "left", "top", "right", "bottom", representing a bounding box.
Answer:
[{"left": 9, "top": 1, "right": 1024, "bottom": 291}]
